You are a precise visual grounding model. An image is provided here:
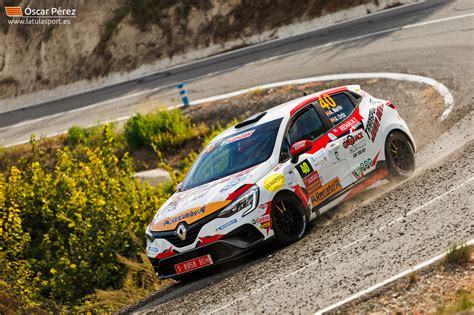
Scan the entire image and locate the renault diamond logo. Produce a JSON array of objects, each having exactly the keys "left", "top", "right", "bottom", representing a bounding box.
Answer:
[{"left": 175, "top": 222, "right": 188, "bottom": 241}]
